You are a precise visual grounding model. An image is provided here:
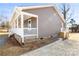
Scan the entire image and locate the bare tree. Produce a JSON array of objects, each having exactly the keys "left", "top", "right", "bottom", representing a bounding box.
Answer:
[
  {"left": 0, "top": 15, "right": 10, "bottom": 29},
  {"left": 60, "top": 3, "right": 72, "bottom": 29}
]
